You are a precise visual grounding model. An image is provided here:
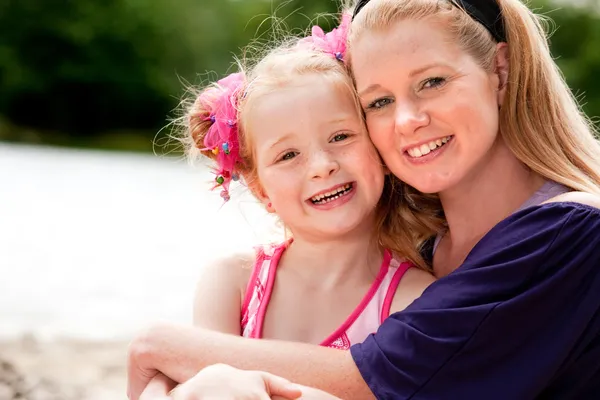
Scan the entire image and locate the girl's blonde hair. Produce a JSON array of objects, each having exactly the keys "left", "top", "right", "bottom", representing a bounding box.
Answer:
[
  {"left": 346, "top": 0, "right": 600, "bottom": 197},
  {"left": 179, "top": 24, "right": 443, "bottom": 269}
]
